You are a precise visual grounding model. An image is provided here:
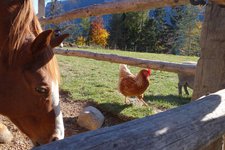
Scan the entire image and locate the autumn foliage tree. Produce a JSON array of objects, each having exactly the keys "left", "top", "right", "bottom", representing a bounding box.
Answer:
[
  {"left": 90, "top": 17, "right": 109, "bottom": 47},
  {"left": 76, "top": 36, "right": 86, "bottom": 47}
]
